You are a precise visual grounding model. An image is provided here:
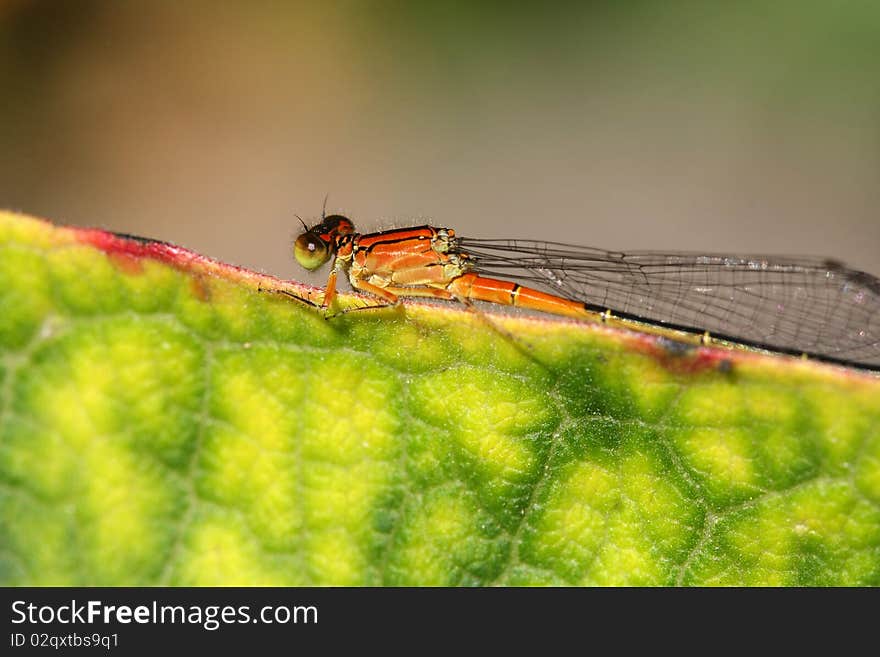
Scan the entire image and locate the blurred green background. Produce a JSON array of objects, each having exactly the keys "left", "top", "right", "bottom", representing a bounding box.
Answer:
[{"left": 1, "top": 0, "right": 878, "bottom": 286}]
